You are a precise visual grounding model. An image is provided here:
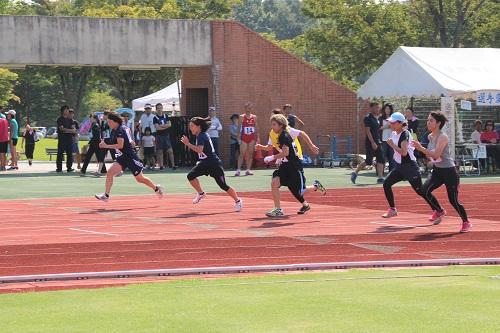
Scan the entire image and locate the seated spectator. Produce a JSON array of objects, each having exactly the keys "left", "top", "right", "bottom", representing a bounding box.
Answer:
[
  {"left": 480, "top": 120, "right": 500, "bottom": 170},
  {"left": 470, "top": 120, "right": 482, "bottom": 144}
]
